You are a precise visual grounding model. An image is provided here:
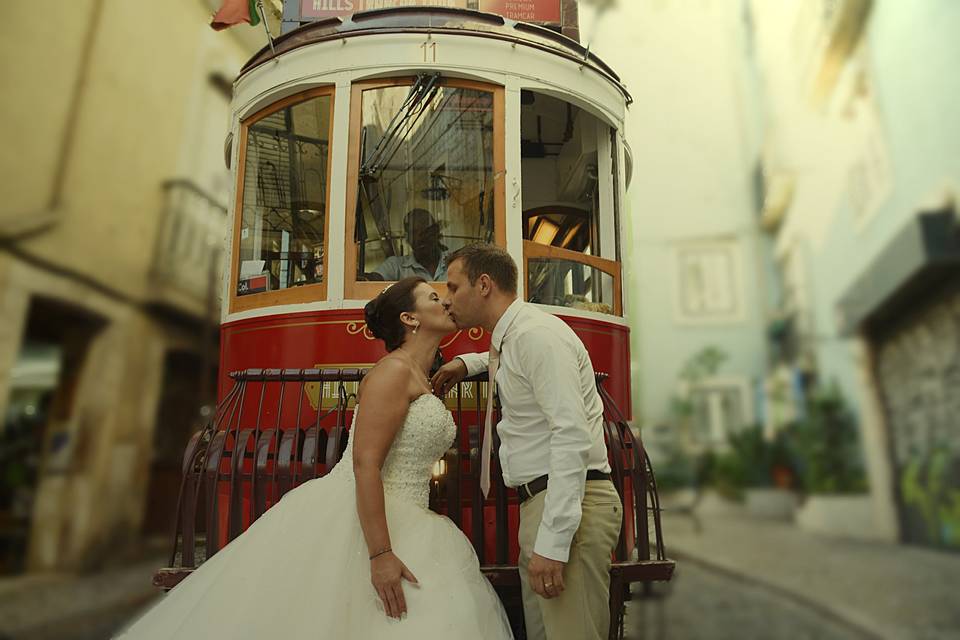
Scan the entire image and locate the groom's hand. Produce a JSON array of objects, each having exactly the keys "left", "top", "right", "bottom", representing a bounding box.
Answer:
[
  {"left": 431, "top": 359, "right": 467, "bottom": 396},
  {"left": 527, "top": 552, "right": 566, "bottom": 599}
]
